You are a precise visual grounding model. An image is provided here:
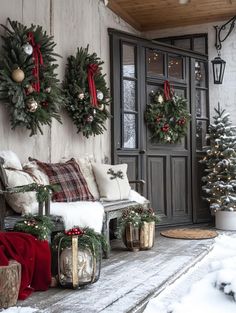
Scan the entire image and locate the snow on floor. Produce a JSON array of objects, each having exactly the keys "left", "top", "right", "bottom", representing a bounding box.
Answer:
[
  {"left": 1, "top": 307, "right": 38, "bottom": 313},
  {"left": 144, "top": 234, "right": 236, "bottom": 313}
]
